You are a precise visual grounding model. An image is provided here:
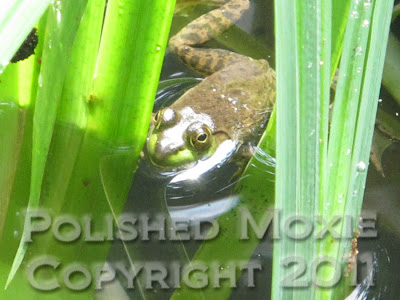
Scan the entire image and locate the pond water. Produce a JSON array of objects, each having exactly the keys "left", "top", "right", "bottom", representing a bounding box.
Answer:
[{"left": 104, "top": 0, "right": 400, "bottom": 299}]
